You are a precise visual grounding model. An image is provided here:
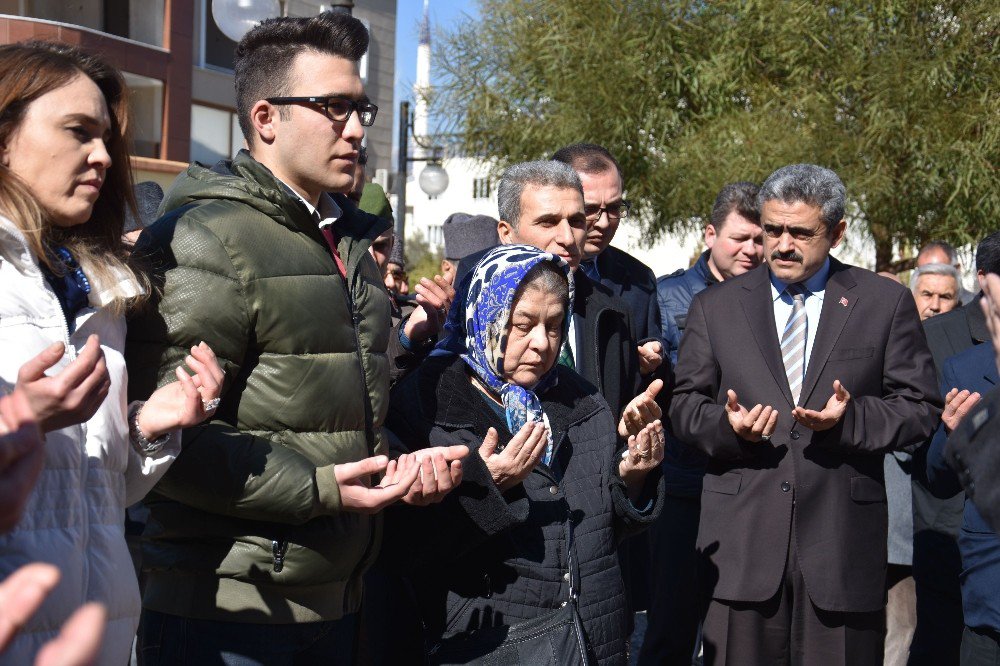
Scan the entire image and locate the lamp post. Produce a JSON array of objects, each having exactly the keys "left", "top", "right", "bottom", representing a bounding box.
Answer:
[{"left": 394, "top": 100, "right": 449, "bottom": 257}]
